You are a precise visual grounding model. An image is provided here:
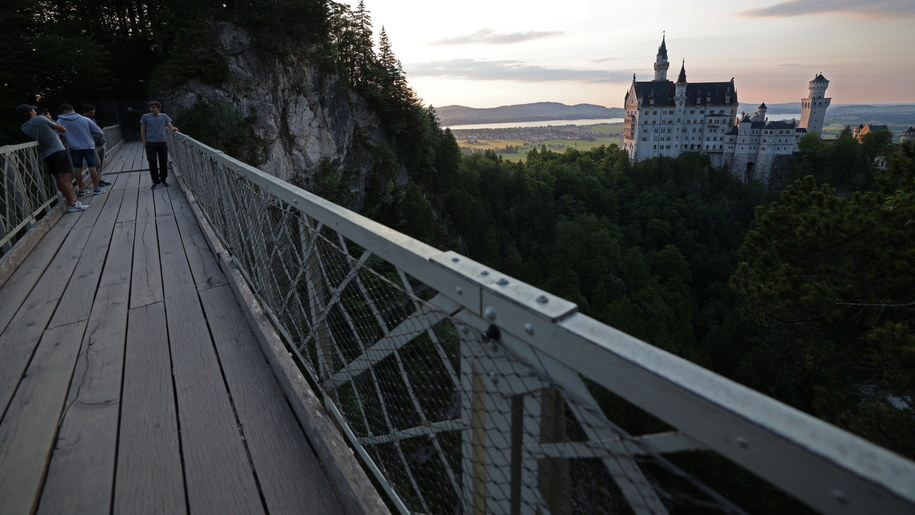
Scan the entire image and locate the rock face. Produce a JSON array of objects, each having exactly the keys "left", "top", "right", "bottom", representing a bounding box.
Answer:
[{"left": 164, "top": 22, "right": 383, "bottom": 209}]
